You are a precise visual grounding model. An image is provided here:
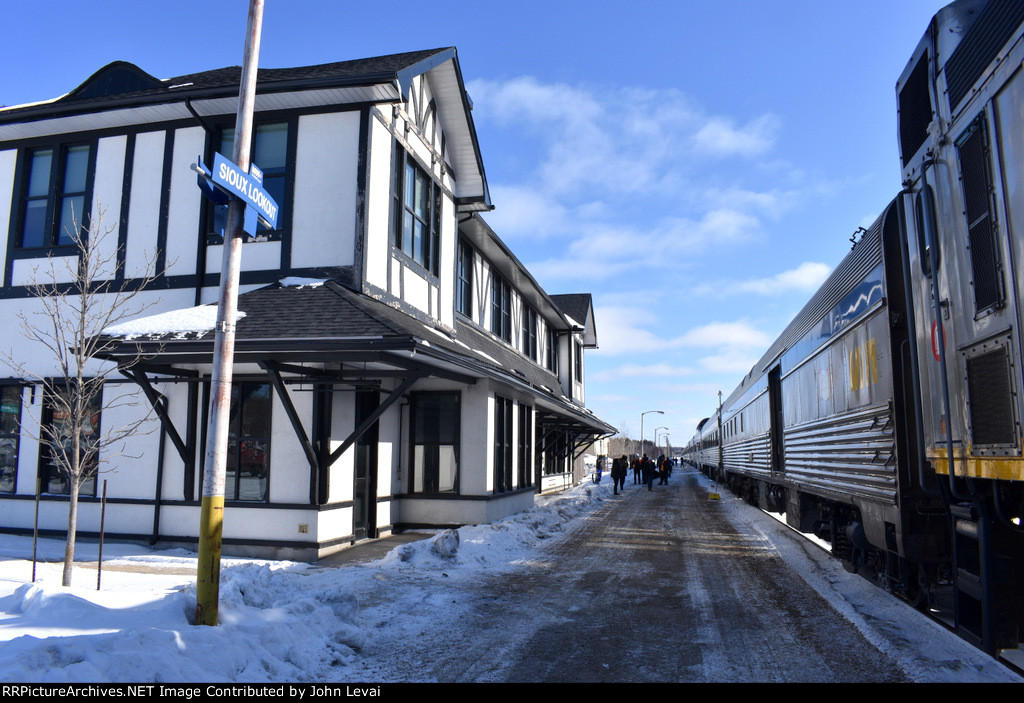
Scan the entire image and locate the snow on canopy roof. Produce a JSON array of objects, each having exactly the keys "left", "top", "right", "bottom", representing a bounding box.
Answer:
[{"left": 103, "top": 305, "right": 245, "bottom": 340}]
